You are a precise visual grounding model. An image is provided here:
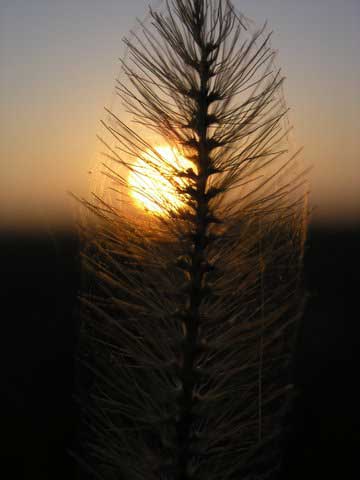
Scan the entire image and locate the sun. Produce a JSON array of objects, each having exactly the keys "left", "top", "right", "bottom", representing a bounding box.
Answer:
[{"left": 128, "top": 146, "right": 195, "bottom": 215}]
